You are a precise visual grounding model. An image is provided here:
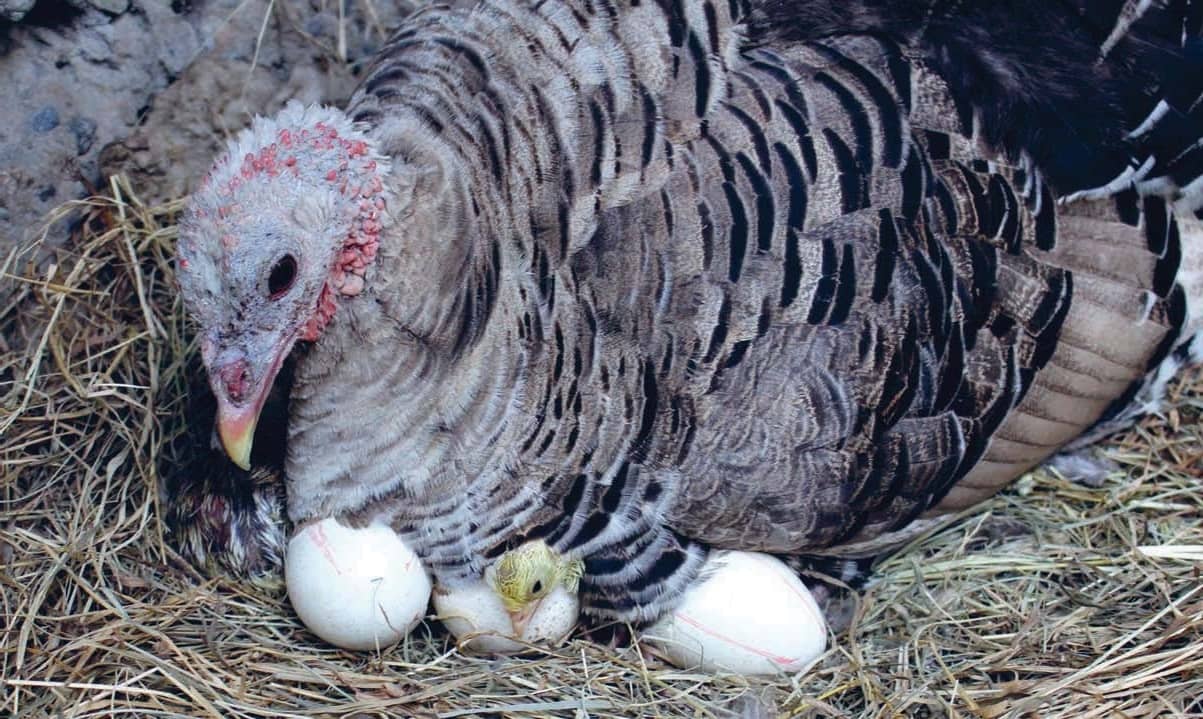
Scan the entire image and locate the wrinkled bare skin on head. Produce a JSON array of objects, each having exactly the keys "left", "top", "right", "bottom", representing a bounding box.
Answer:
[{"left": 176, "top": 101, "right": 393, "bottom": 466}]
